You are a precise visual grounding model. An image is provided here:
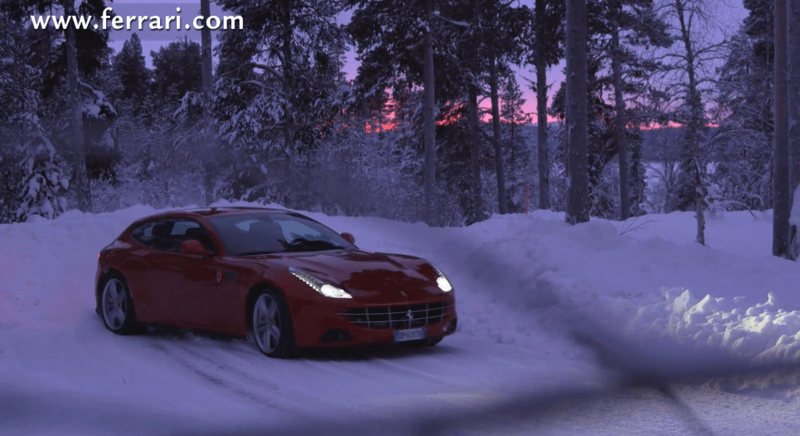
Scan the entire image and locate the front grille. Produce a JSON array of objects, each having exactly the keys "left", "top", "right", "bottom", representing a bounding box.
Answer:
[{"left": 338, "top": 301, "right": 454, "bottom": 329}]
